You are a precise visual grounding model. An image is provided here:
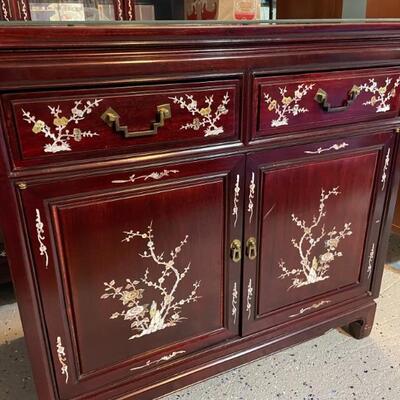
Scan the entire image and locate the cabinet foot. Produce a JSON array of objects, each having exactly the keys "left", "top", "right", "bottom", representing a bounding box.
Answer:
[{"left": 343, "top": 302, "right": 377, "bottom": 340}]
